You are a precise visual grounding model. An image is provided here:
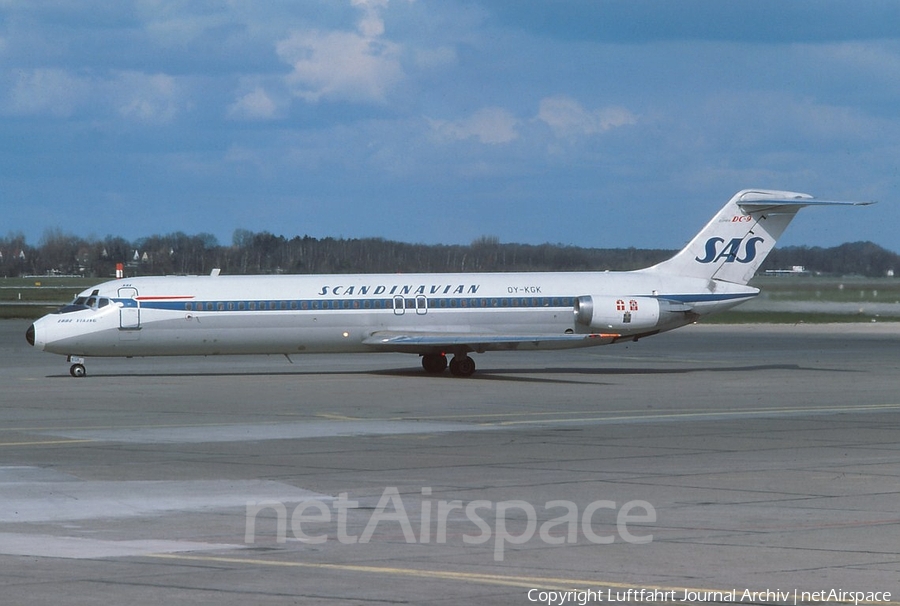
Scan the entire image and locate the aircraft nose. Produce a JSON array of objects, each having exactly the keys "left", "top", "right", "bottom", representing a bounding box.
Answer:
[{"left": 26, "top": 323, "right": 35, "bottom": 347}]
